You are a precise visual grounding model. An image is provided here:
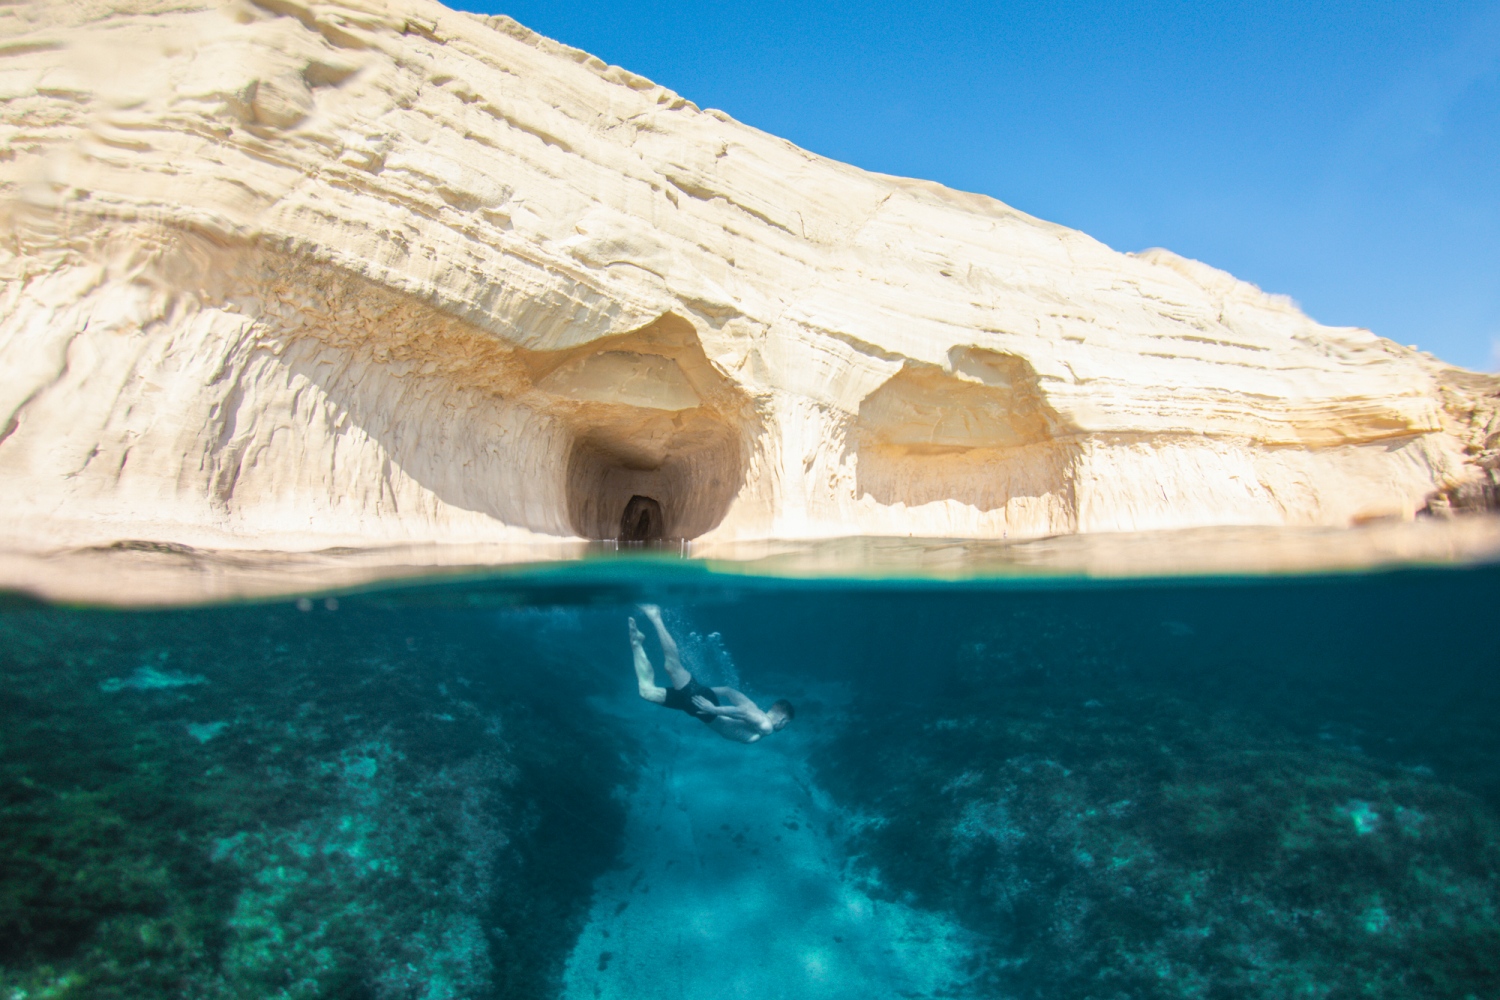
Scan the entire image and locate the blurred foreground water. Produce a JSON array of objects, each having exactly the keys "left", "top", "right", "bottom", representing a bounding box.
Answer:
[{"left": 2, "top": 548, "right": 1498, "bottom": 998}]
